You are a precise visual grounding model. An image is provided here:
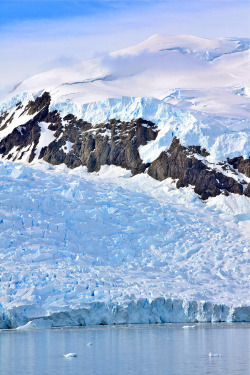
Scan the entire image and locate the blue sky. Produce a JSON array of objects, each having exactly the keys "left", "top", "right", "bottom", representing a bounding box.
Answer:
[
  {"left": 0, "top": 0, "right": 249, "bottom": 96},
  {"left": 0, "top": 1, "right": 118, "bottom": 25},
  {"left": 1, "top": 1, "right": 249, "bottom": 30}
]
